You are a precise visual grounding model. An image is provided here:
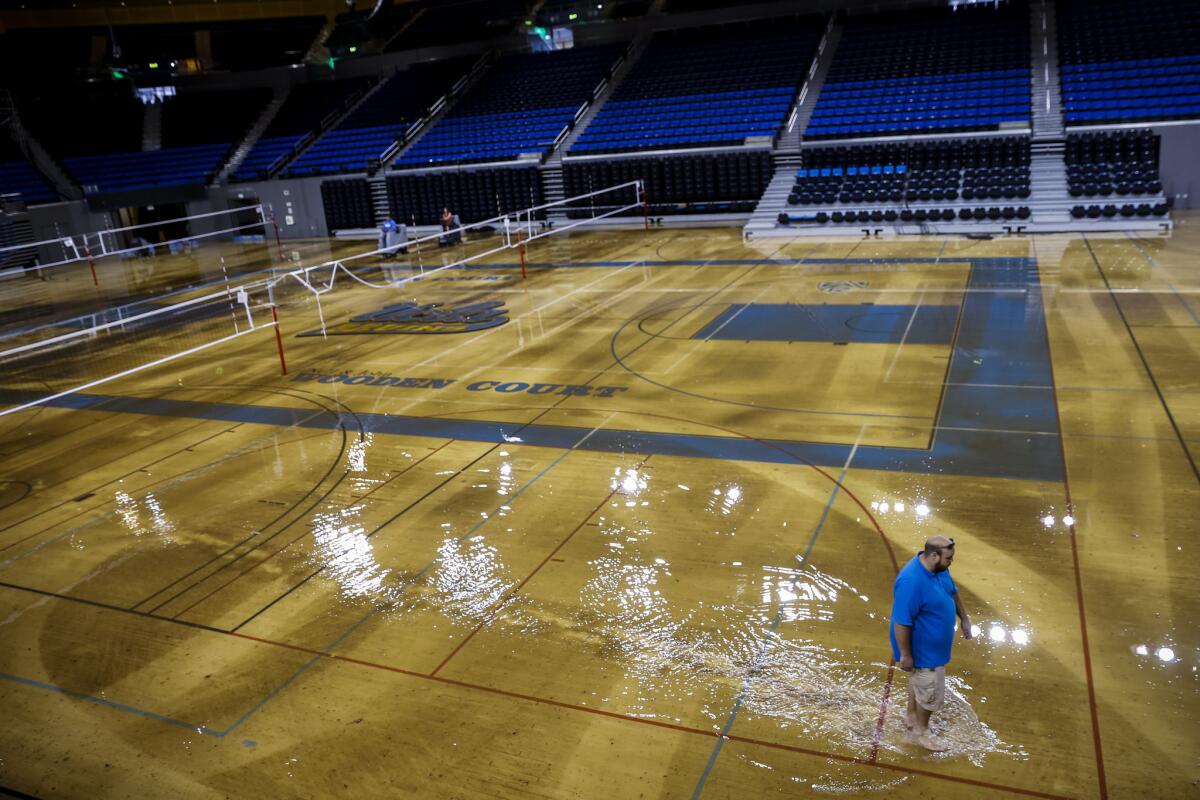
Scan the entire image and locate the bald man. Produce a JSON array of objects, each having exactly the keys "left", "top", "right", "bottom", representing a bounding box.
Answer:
[{"left": 890, "top": 535, "right": 973, "bottom": 751}]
